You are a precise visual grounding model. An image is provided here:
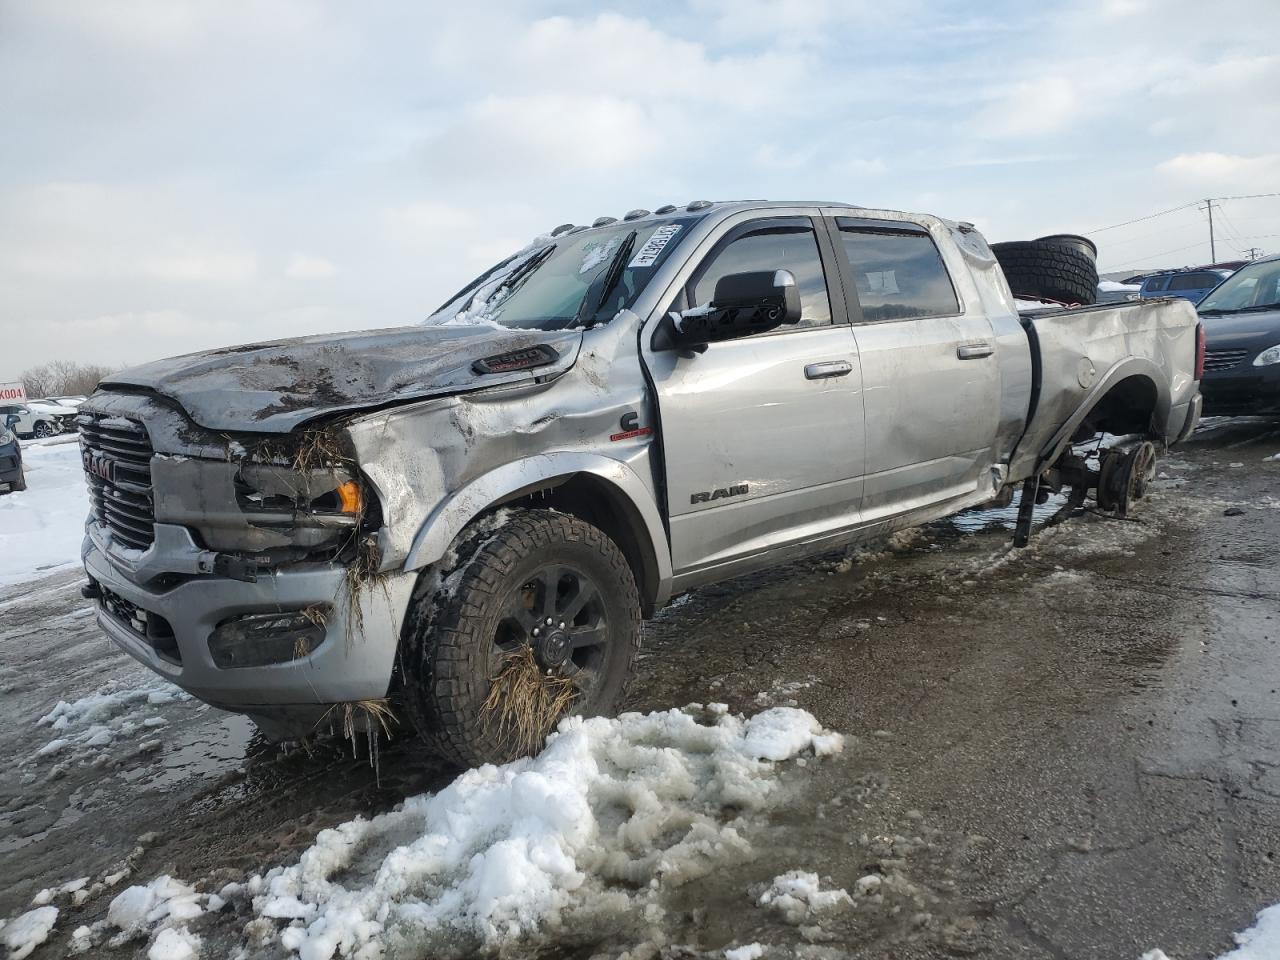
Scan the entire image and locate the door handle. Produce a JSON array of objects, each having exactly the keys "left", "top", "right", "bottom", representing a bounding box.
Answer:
[
  {"left": 804, "top": 360, "right": 853, "bottom": 380},
  {"left": 957, "top": 342, "right": 994, "bottom": 360}
]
